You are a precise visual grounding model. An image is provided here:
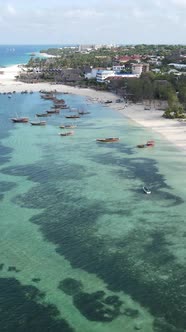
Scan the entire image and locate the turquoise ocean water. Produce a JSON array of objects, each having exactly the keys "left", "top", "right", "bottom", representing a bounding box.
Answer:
[
  {"left": 0, "top": 91, "right": 185, "bottom": 332},
  {"left": 0, "top": 44, "right": 74, "bottom": 67}
]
